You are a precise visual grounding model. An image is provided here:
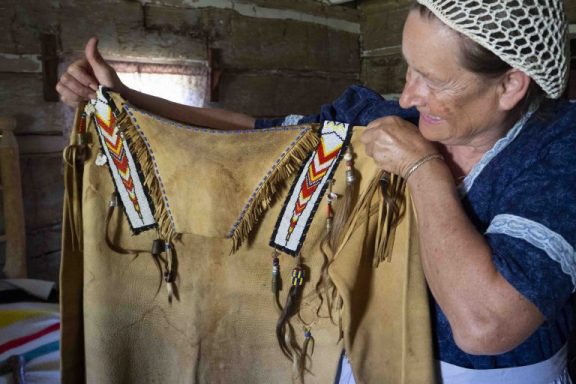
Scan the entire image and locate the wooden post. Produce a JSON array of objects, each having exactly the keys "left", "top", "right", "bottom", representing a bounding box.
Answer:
[{"left": 0, "top": 116, "right": 27, "bottom": 278}]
